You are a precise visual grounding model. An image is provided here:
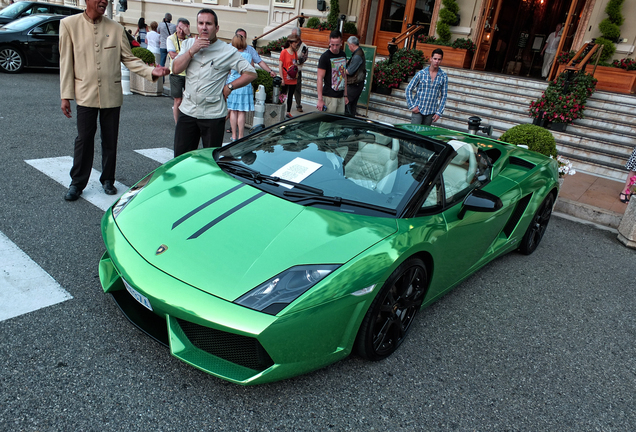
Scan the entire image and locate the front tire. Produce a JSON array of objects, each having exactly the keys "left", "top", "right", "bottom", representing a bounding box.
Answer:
[
  {"left": 355, "top": 258, "right": 428, "bottom": 361},
  {"left": 519, "top": 193, "right": 554, "bottom": 255},
  {"left": 0, "top": 46, "right": 25, "bottom": 73}
]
